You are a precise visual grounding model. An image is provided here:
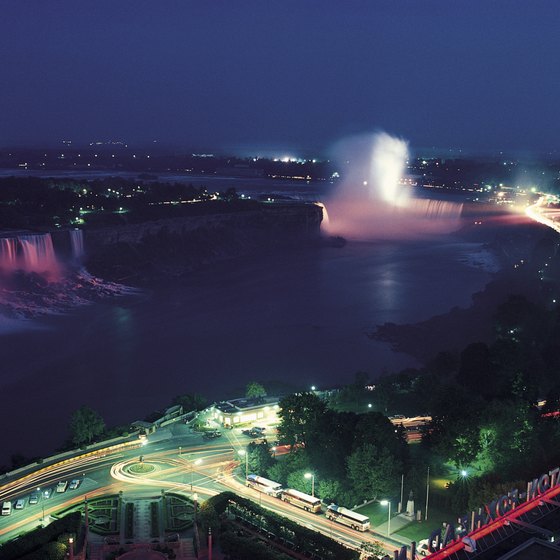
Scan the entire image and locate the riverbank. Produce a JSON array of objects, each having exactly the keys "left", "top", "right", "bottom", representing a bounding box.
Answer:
[{"left": 371, "top": 213, "right": 554, "bottom": 362}]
